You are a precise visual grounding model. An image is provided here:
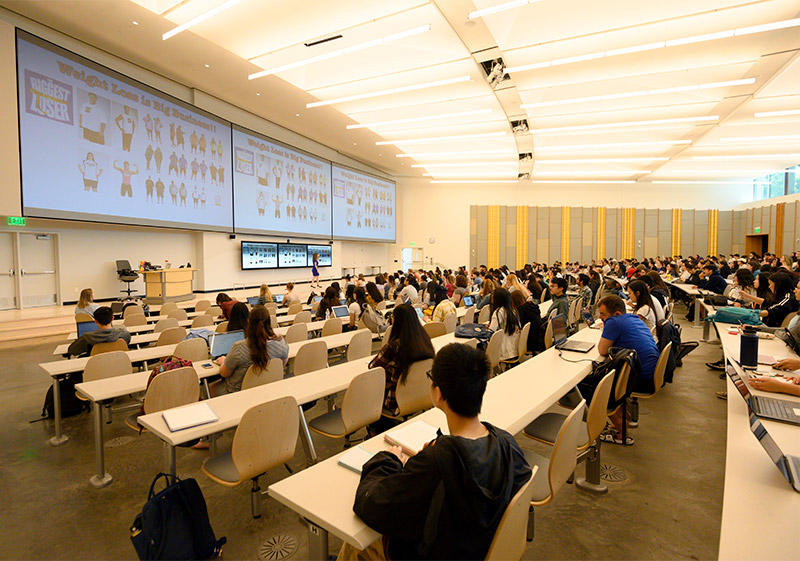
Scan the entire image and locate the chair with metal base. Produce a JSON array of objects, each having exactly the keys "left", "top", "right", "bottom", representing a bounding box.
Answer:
[
  {"left": 116, "top": 260, "right": 139, "bottom": 296},
  {"left": 629, "top": 342, "right": 672, "bottom": 428},
  {"left": 202, "top": 396, "right": 299, "bottom": 519}
]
